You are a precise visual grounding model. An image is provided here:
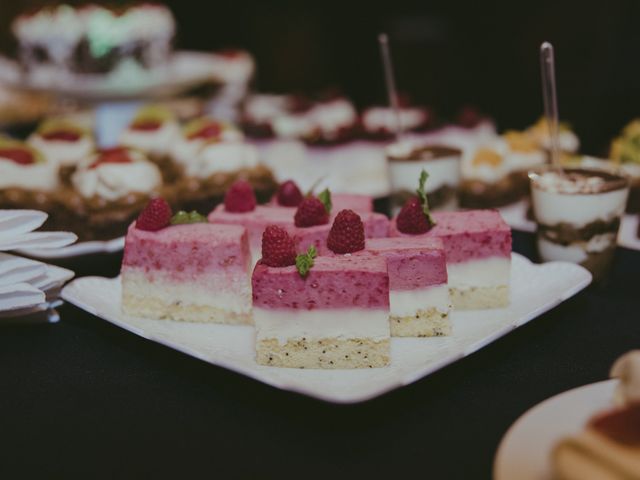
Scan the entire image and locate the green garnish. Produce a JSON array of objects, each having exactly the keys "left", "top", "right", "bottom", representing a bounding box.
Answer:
[
  {"left": 170, "top": 210, "right": 207, "bottom": 225},
  {"left": 417, "top": 169, "right": 436, "bottom": 227},
  {"left": 295, "top": 246, "right": 317, "bottom": 278},
  {"left": 317, "top": 188, "right": 332, "bottom": 214}
]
